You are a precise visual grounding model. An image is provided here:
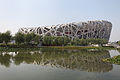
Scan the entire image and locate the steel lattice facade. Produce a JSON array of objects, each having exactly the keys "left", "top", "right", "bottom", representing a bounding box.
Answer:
[{"left": 18, "top": 20, "right": 112, "bottom": 40}]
